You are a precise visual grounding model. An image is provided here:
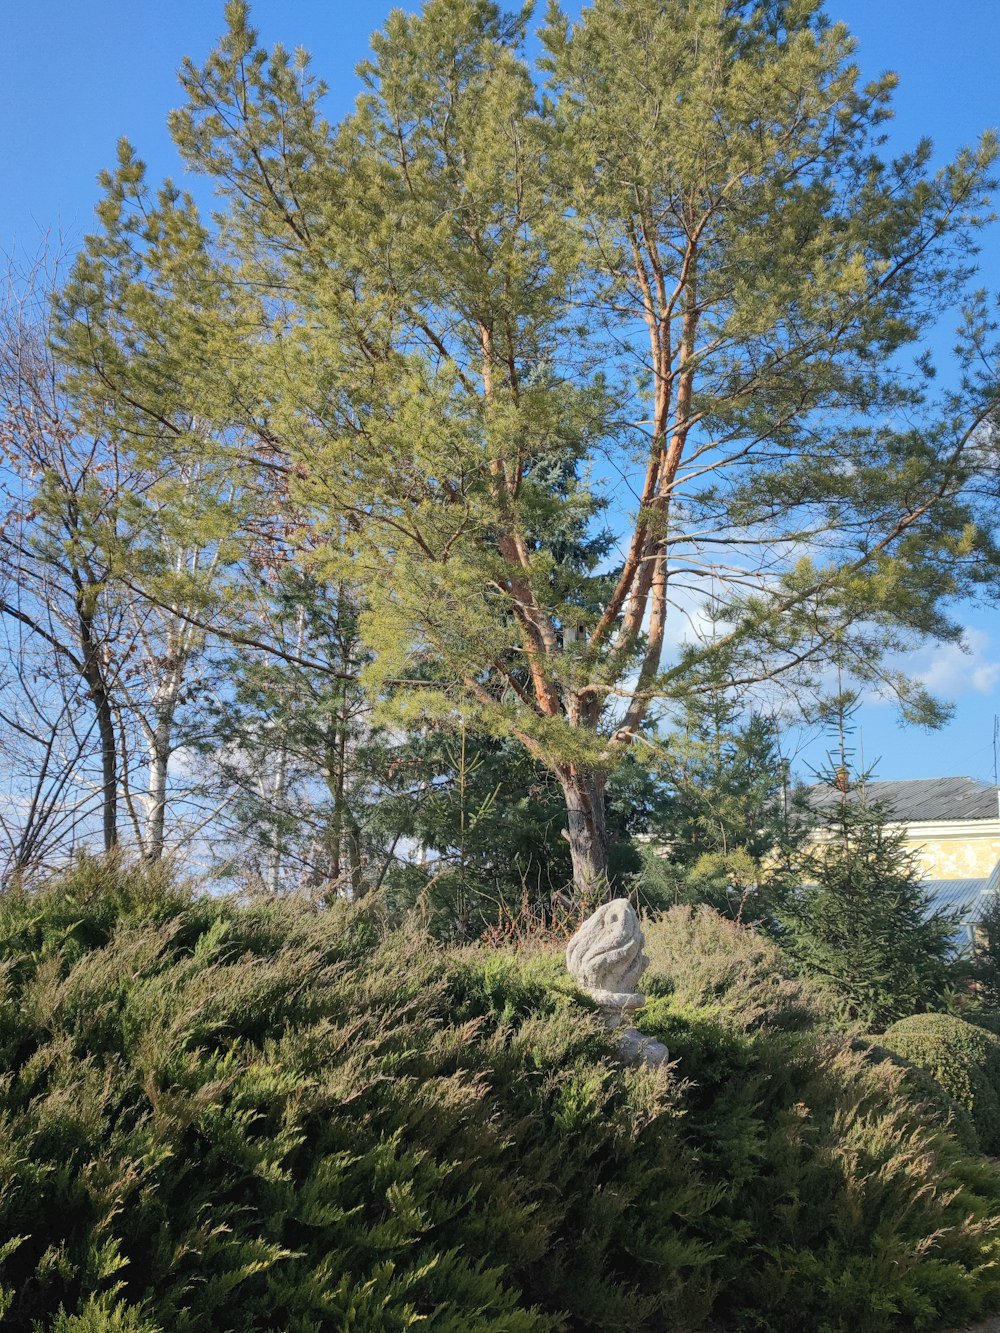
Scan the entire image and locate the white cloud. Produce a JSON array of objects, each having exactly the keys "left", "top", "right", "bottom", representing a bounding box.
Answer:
[{"left": 911, "top": 628, "right": 1000, "bottom": 698}]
